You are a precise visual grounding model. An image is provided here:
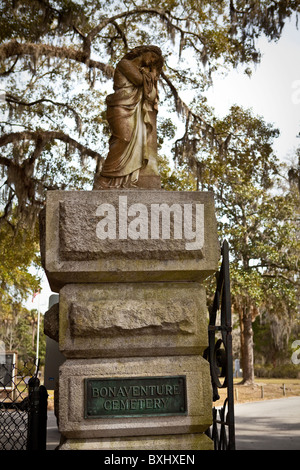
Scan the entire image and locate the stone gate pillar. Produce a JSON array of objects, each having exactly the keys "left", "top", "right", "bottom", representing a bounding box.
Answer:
[{"left": 41, "top": 189, "right": 220, "bottom": 450}]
